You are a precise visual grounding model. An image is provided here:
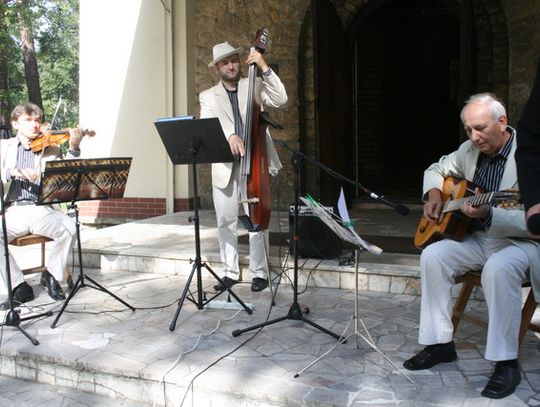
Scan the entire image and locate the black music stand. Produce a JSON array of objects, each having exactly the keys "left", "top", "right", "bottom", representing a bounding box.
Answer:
[
  {"left": 154, "top": 117, "right": 252, "bottom": 331},
  {"left": 37, "top": 158, "right": 135, "bottom": 328}
]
